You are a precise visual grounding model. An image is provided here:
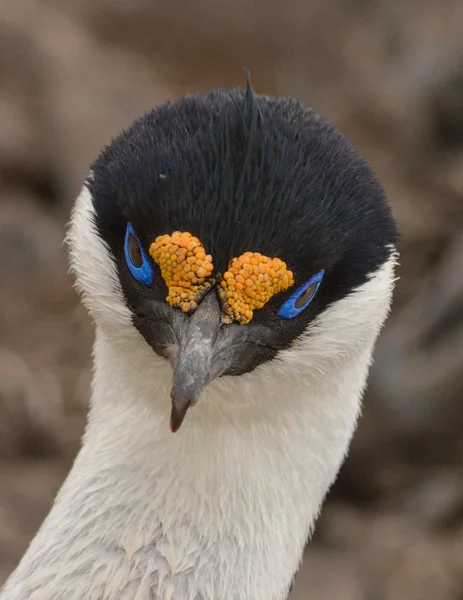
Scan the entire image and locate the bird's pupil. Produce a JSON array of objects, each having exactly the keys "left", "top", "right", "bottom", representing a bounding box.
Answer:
[
  {"left": 295, "top": 282, "right": 317, "bottom": 309},
  {"left": 128, "top": 234, "right": 143, "bottom": 268}
]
